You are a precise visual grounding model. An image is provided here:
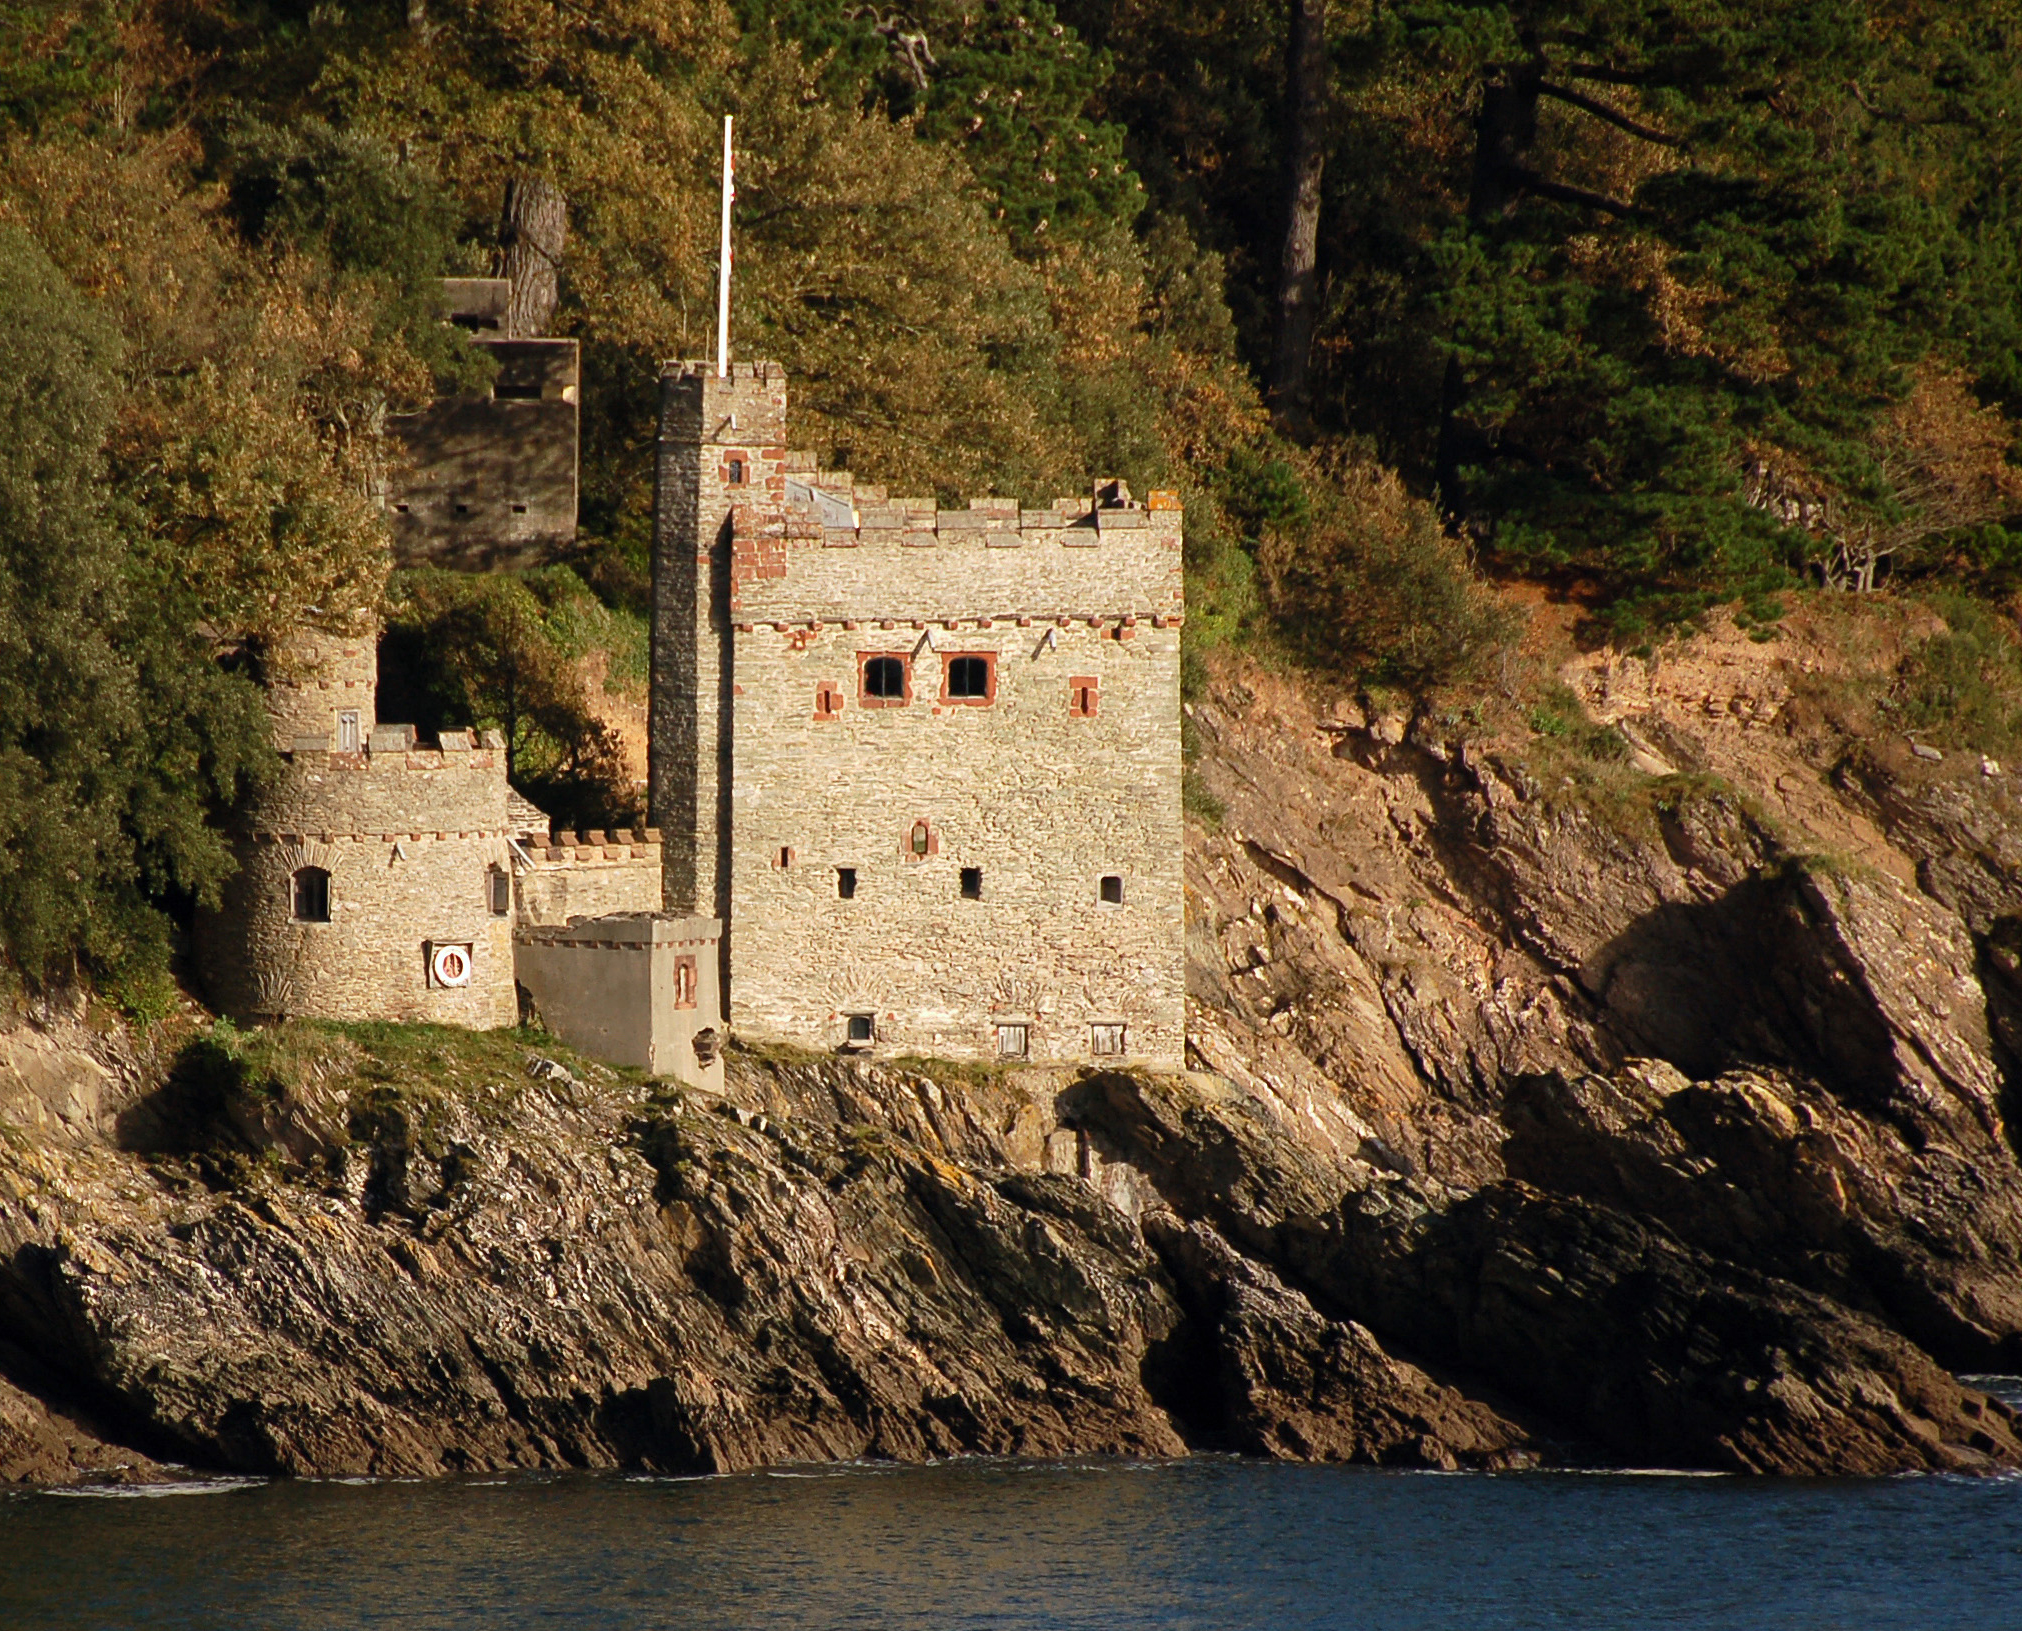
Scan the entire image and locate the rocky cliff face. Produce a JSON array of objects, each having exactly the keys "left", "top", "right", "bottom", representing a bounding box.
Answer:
[{"left": 5, "top": 609, "right": 2022, "bottom": 1482}]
